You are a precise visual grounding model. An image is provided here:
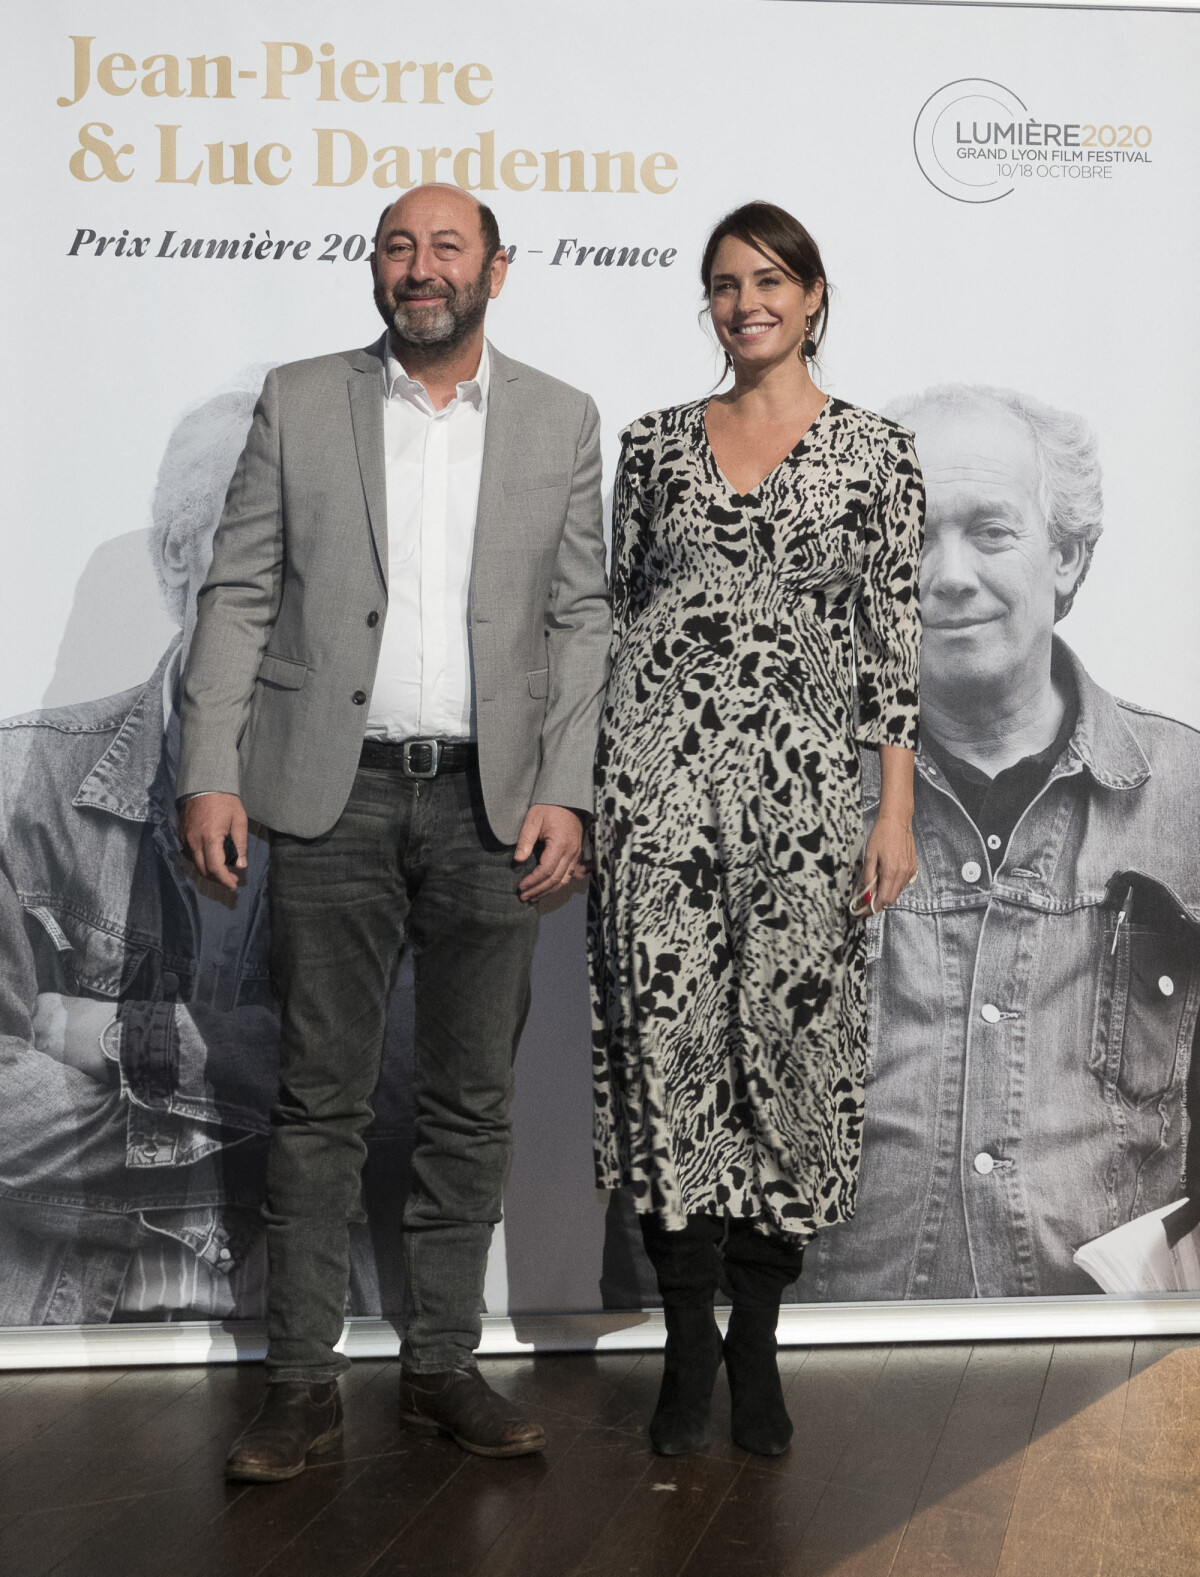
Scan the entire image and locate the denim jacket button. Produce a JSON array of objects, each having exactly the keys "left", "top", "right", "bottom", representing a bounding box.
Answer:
[
  {"left": 962, "top": 861, "right": 982, "bottom": 883},
  {"left": 980, "top": 1003, "right": 1002, "bottom": 1024},
  {"left": 973, "top": 1152, "right": 996, "bottom": 1176},
  {"left": 1159, "top": 975, "right": 1175, "bottom": 998}
]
